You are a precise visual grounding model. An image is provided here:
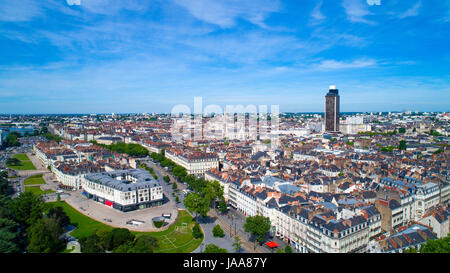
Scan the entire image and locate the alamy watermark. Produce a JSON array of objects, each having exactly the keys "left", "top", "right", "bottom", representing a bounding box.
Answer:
[{"left": 170, "top": 97, "right": 280, "bottom": 148}]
